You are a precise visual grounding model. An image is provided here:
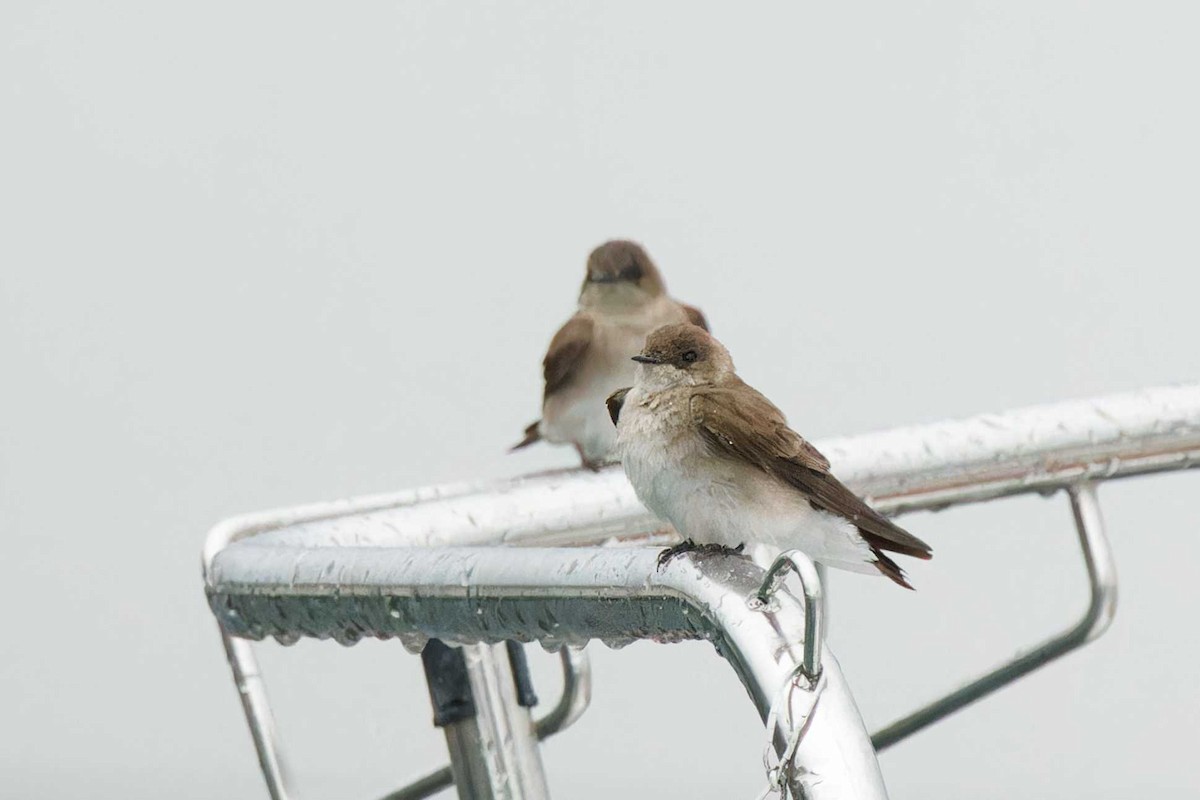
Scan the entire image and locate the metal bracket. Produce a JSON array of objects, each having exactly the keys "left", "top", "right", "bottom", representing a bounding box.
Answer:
[
  {"left": 871, "top": 481, "right": 1119, "bottom": 750},
  {"left": 751, "top": 550, "right": 827, "bottom": 798},
  {"left": 753, "top": 550, "right": 825, "bottom": 682}
]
